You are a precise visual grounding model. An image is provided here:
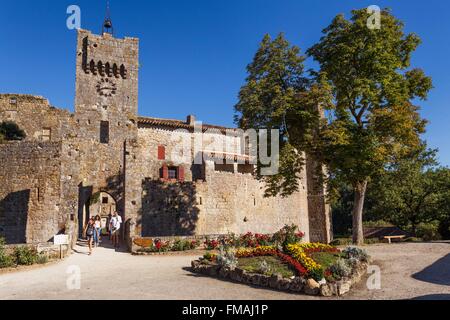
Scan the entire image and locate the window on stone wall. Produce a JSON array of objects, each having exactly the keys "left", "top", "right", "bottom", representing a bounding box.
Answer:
[
  {"left": 102, "top": 197, "right": 109, "bottom": 204},
  {"left": 160, "top": 165, "right": 185, "bottom": 182},
  {"left": 10, "top": 97, "right": 17, "bottom": 105},
  {"left": 41, "top": 128, "right": 51, "bottom": 142},
  {"left": 244, "top": 136, "right": 250, "bottom": 155},
  {"left": 168, "top": 167, "right": 178, "bottom": 179},
  {"left": 158, "top": 145, "right": 166, "bottom": 160},
  {"left": 100, "top": 121, "right": 109, "bottom": 144}
]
